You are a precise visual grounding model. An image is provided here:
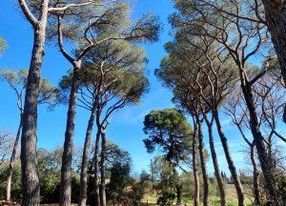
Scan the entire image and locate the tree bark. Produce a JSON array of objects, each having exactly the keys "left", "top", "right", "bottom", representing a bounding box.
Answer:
[
  {"left": 205, "top": 118, "right": 226, "bottom": 206},
  {"left": 94, "top": 130, "right": 101, "bottom": 206},
  {"left": 240, "top": 82, "right": 281, "bottom": 205},
  {"left": 197, "top": 118, "right": 209, "bottom": 206},
  {"left": 192, "top": 122, "right": 200, "bottom": 206},
  {"left": 176, "top": 183, "right": 182, "bottom": 206},
  {"left": 100, "top": 130, "right": 107, "bottom": 206},
  {"left": 250, "top": 144, "right": 261, "bottom": 206},
  {"left": 213, "top": 110, "right": 245, "bottom": 206},
  {"left": 79, "top": 105, "right": 97, "bottom": 206},
  {"left": 60, "top": 68, "right": 81, "bottom": 206},
  {"left": 20, "top": 1, "right": 49, "bottom": 205},
  {"left": 262, "top": 0, "right": 286, "bottom": 87},
  {"left": 6, "top": 114, "right": 23, "bottom": 201}
]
